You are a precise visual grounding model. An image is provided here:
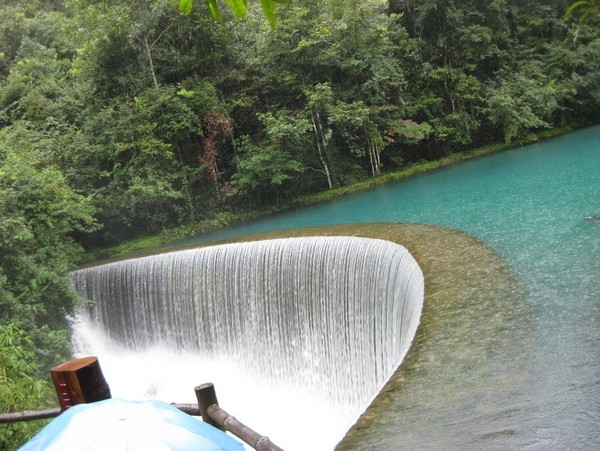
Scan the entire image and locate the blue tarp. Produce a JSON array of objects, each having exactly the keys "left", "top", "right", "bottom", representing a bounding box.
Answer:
[{"left": 20, "top": 398, "right": 245, "bottom": 450}]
